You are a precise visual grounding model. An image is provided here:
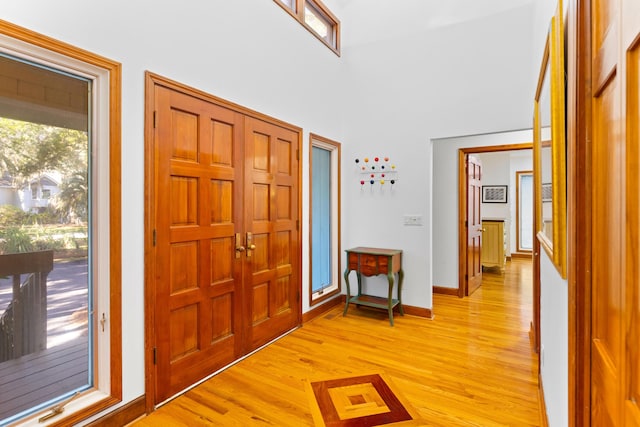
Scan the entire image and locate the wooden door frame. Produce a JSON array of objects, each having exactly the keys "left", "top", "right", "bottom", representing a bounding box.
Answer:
[
  {"left": 567, "top": 0, "right": 591, "bottom": 424},
  {"left": 465, "top": 155, "right": 484, "bottom": 295},
  {"left": 143, "top": 72, "right": 303, "bottom": 413},
  {"left": 457, "top": 143, "right": 533, "bottom": 295}
]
